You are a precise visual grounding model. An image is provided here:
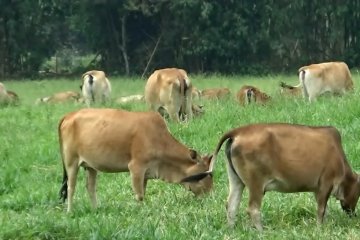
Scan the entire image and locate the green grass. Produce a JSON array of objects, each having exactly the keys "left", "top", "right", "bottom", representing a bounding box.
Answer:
[{"left": 1, "top": 74, "right": 360, "bottom": 239}]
